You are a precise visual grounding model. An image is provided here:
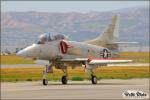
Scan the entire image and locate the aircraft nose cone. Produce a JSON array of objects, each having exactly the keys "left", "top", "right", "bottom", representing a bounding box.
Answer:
[{"left": 16, "top": 50, "right": 27, "bottom": 57}]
